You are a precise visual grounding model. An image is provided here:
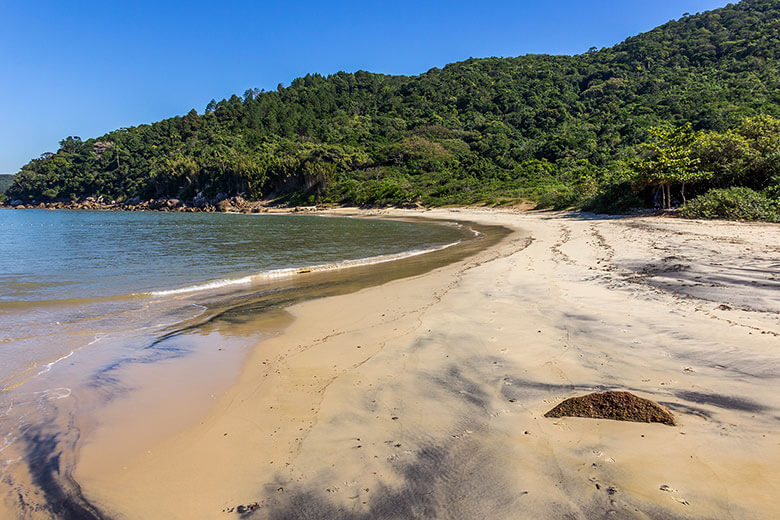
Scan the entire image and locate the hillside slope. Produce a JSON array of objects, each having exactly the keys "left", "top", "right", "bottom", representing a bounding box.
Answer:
[
  {"left": 0, "top": 175, "right": 14, "bottom": 196},
  {"left": 6, "top": 0, "right": 780, "bottom": 208}
]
